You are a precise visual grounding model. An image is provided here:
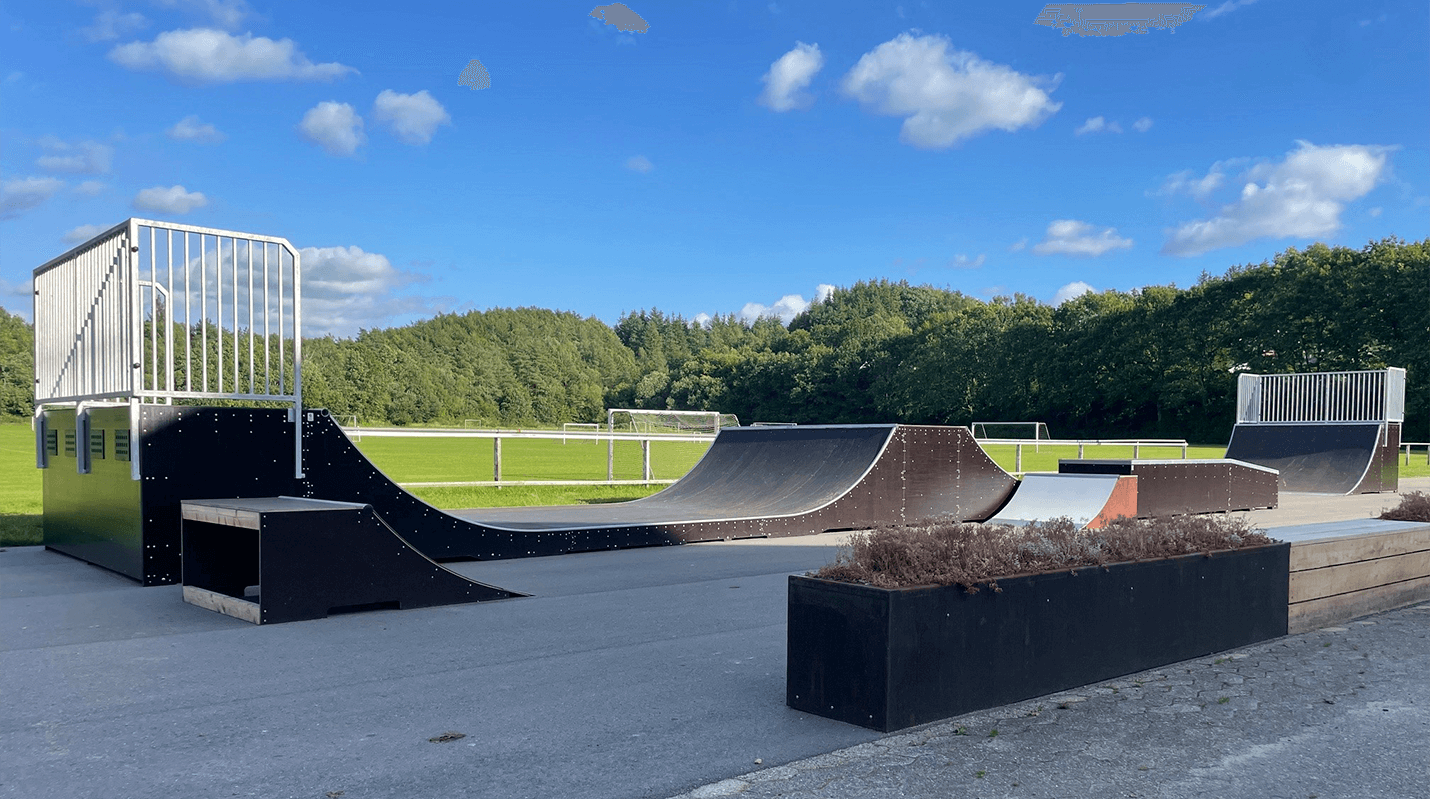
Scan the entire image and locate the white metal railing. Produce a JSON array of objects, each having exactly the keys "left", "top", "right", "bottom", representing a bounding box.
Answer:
[
  {"left": 1402, "top": 442, "right": 1430, "bottom": 466},
  {"left": 1236, "top": 368, "right": 1405, "bottom": 424},
  {"left": 975, "top": 437, "right": 1191, "bottom": 473},
  {"left": 33, "top": 218, "right": 304, "bottom": 478},
  {"left": 339, "top": 425, "right": 714, "bottom": 485}
]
